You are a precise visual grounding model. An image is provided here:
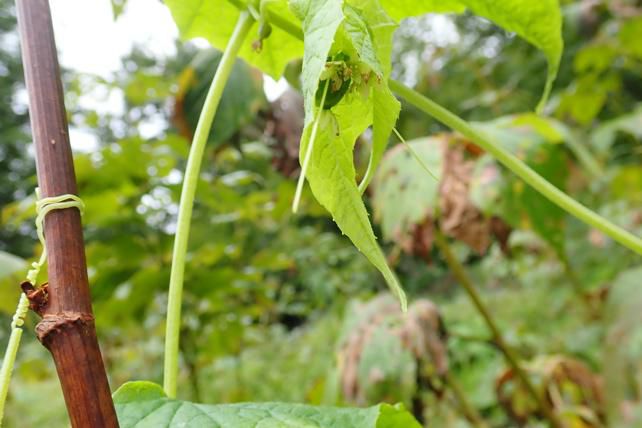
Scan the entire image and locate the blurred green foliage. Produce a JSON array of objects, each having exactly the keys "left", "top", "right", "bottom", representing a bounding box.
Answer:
[{"left": 0, "top": 0, "right": 641, "bottom": 427}]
